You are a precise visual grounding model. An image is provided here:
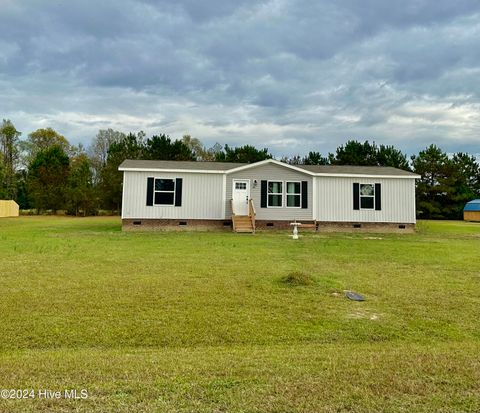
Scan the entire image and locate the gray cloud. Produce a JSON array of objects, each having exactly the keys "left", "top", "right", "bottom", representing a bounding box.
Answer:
[{"left": 1, "top": 0, "right": 479, "bottom": 156}]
